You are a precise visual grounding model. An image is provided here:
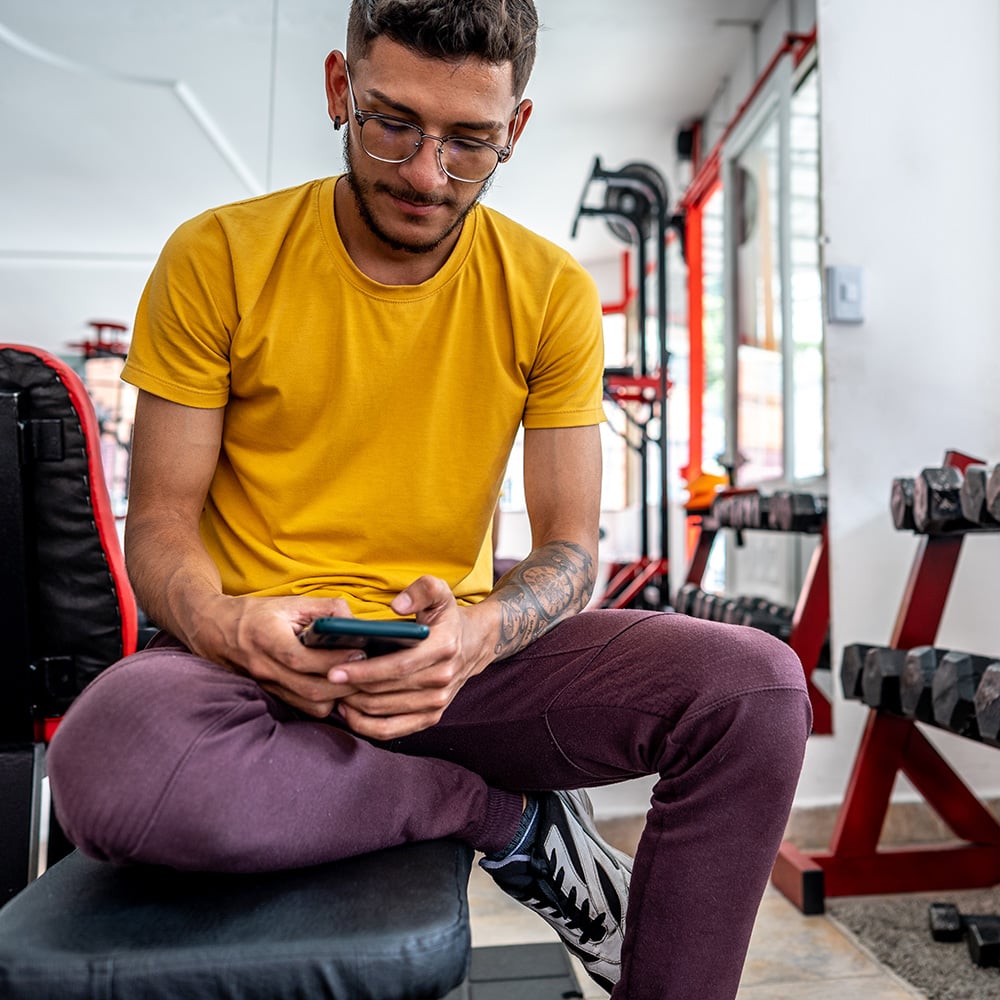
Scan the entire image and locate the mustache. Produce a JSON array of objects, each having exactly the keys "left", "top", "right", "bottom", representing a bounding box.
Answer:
[{"left": 373, "top": 181, "right": 452, "bottom": 208}]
